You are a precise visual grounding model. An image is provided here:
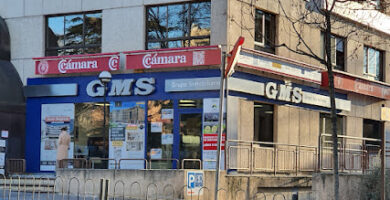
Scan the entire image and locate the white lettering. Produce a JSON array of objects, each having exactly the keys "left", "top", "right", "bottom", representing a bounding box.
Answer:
[
  {"left": 108, "top": 79, "right": 135, "bottom": 96},
  {"left": 265, "top": 82, "right": 278, "bottom": 99},
  {"left": 58, "top": 59, "right": 99, "bottom": 73},
  {"left": 278, "top": 84, "right": 292, "bottom": 101},
  {"left": 135, "top": 78, "right": 156, "bottom": 95},
  {"left": 86, "top": 80, "right": 104, "bottom": 97},
  {"left": 292, "top": 87, "right": 303, "bottom": 103},
  {"left": 141, "top": 53, "right": 187, "bottom": 68}
]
